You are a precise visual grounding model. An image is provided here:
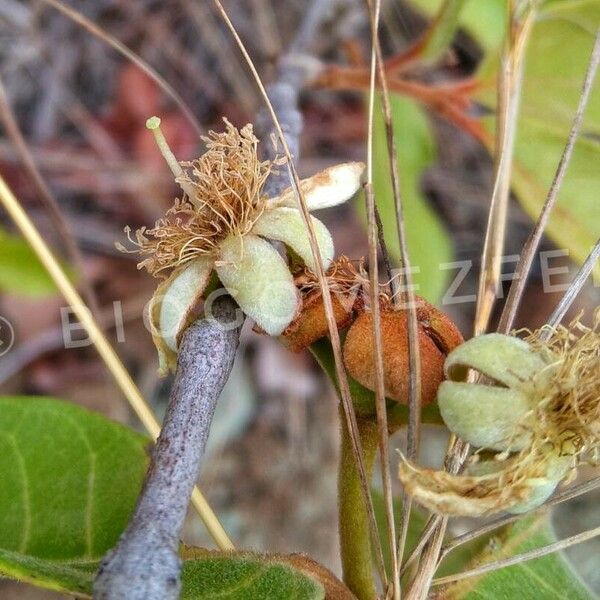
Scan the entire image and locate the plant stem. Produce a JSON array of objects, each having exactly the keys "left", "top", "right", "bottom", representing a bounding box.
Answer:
[
  {"left": 93, "top": 296, "right": 242, "bottom": 600},
  {"left": 338, "top": 415, "right": 379, "bottom": 600}
]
